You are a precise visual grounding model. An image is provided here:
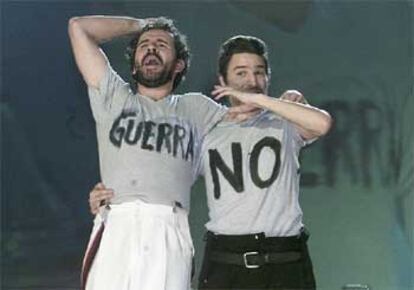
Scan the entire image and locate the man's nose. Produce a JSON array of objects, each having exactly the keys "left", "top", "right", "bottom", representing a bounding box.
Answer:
[
  {"left": 246, "top": 73, "right": 258, "bottom": 86},
  {"left": 146, "top": 44, "right": 157, "bottom": 53}
]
